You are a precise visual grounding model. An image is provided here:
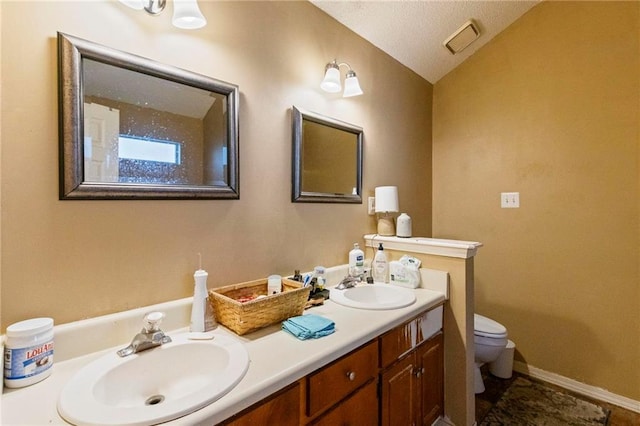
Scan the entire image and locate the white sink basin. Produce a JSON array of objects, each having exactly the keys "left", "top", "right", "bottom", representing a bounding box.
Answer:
[
  {"left": 331, "top": 283, "right": 416, "bottom": 310},
  {"left": 57, "top": 332, "right": 249, "bottom": 426}
]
